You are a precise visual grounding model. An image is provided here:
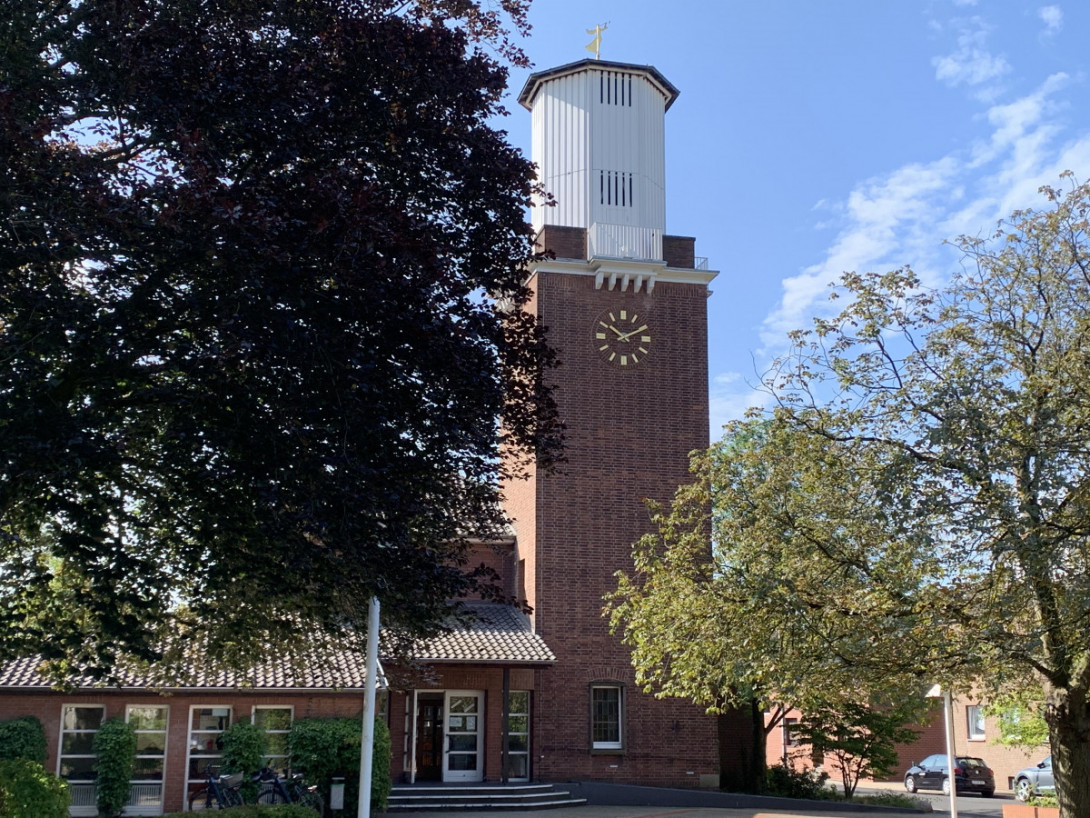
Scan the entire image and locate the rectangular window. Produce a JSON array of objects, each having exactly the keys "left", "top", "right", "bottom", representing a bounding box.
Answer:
[
  {"left": 253, "top": 706, "right": 293, "bottom": 774},
  {"left": 967, "top": 704, "right": 986, "bottom": 740},
  {"left": 187, "top": 706, "right": 232, "bottom": 807},
  {"left": 504, "top": 691, "right": 530, "bottom": 781},
  {"left": 126, "top": 705, "right": 168, "bottom": 812},
  {"left": 591, "top": 685, "right": 622, "bottom": 750},
  {"left": 784, "top": 716, "right": 800, "bottom": 747},
  {"left": 59, "top": 705, "right": 105, "bottom": 814}
]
